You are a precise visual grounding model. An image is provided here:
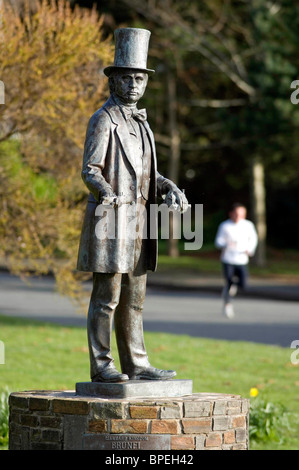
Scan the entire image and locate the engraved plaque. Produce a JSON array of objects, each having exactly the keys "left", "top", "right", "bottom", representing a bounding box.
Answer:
[{"left": 83, "top": 433, "right": 171, "bottom": 450}]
